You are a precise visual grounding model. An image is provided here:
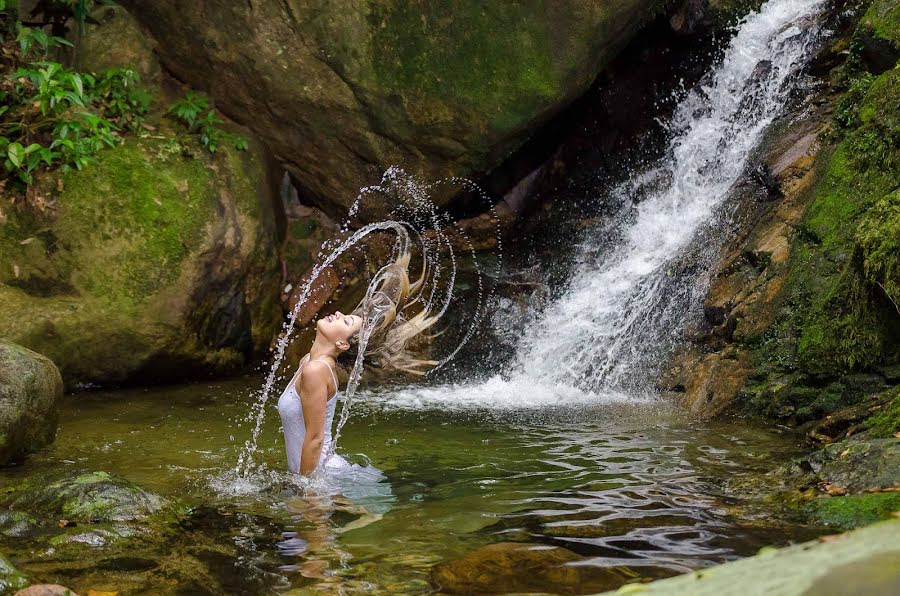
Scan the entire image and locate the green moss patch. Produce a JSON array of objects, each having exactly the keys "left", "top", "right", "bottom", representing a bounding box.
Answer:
[{"left": 804, "top": 493, "right": 900, "bottom": 531}]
